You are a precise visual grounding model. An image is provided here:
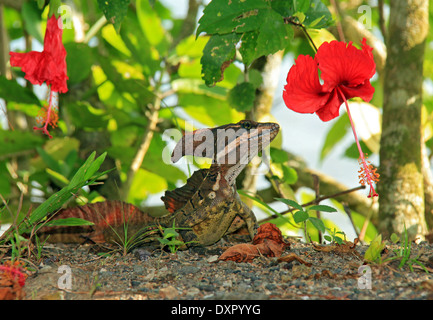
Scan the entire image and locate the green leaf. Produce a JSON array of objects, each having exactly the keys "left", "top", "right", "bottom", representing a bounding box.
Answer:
[
  {"left": 227, "top": 82, "right": 255, "bottom": 112},
  {"left": 171, "top": 78, "right": 228, "bottom": 99},
  {"left": 303, "top": 0, "right": 333, "bottom": 28},
  {"left": 294, "top": 210, "right": 309, "bottom": 224},
  {"left": 43, "top": 218, "right": 94, "bottom": 227},
  {"left": 64, "top": 43, "right": 94, "bottom": 85},
  {"left": 163, "top": 228, "right": 180, "bottom": 239},
  {"left": 197, "top": 0, "right": 269, "bottom": 36},
  {"left": 21, "top": 1, "right": 43, "bottom": 43},
  {"left": 309, "top": 217, "right": 325, "bottom": 233},
  {"left": 0, "top": 76, "right": 41, "bottom": 106},
  {"left": 66, "top": 102, "right": 110, "bottom": 129},
  {"left": 364, "top": 234, "right": 385, "bottom": 263},
  {"left": 0, "top": 130, "right": 44, "bottom": 157},
  {"left": 20, "top": 152, "right": 108, "bottom": 233},
  {"left": 270, "top": 147, "right": 289, "bottom": 164},
  {"left": 201, "top": 33, "right": 241, "bottom": 86},
  {"left": 97, "top": 0, "right": 131, "bottom": 33},
  {"left": 136, "top": 0, "right": 168, "bottom": 51},
  {"left": 307, "top": 205, "right": 337, "bottom": 213},
  {"left": 390, "top": 233, "right": 400, "bottom": 244},
  {"left": 275, "top": 198, "right": 303, "bottom": 211},
  {"left": 282, "top": 164, "right": 298, "bottom": 184}
]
